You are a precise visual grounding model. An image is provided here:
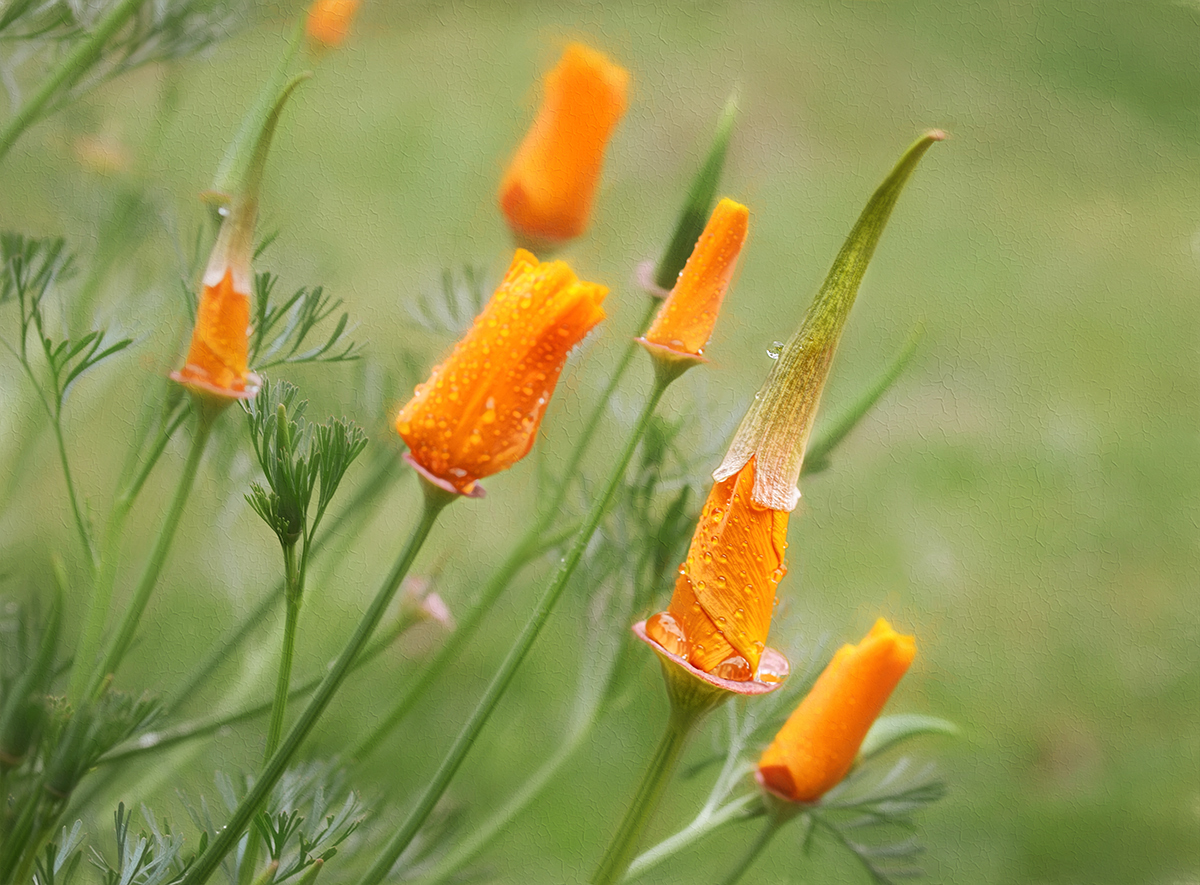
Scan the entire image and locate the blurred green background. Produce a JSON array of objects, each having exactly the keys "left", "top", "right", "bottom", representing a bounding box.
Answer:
[{"left": 1, "top": 1, "right": 1198, "bottom": 883}]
